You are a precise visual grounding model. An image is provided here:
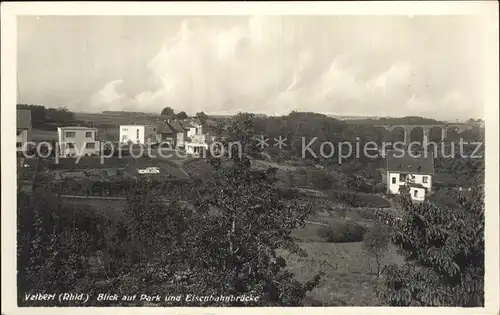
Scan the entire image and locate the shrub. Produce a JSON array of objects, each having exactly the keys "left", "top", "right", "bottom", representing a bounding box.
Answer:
[
  {"left": 373, "top": 183, "right": 386, "bottom": 193},
  {"left": 316, "top": 219, "right": 367, "bottom": 243},
  {"left": 363, "top": 224, "right": 391, "bottom": 277}
]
